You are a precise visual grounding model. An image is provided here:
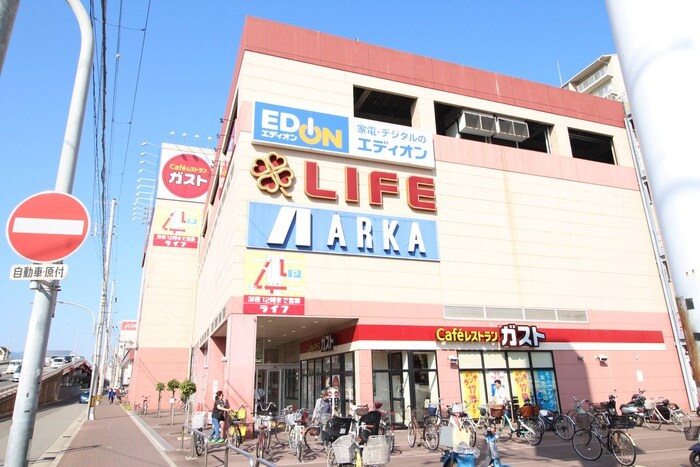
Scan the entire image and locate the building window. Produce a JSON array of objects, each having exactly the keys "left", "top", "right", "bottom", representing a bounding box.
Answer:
[
  {"left": 300, "top": 352, "right": 354, "bottom": 416},
  {"left": 458, "top": 350, "right": 560, "bottom": 419},
  {"left": 353, "top": 86, "right": 415, "bottom": 127},
  {"left": 372, "top": 350, "right": 438, "bottom": 425},
  {"left": 569, "top": 129, "right": 616, "bottom": 164}
]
